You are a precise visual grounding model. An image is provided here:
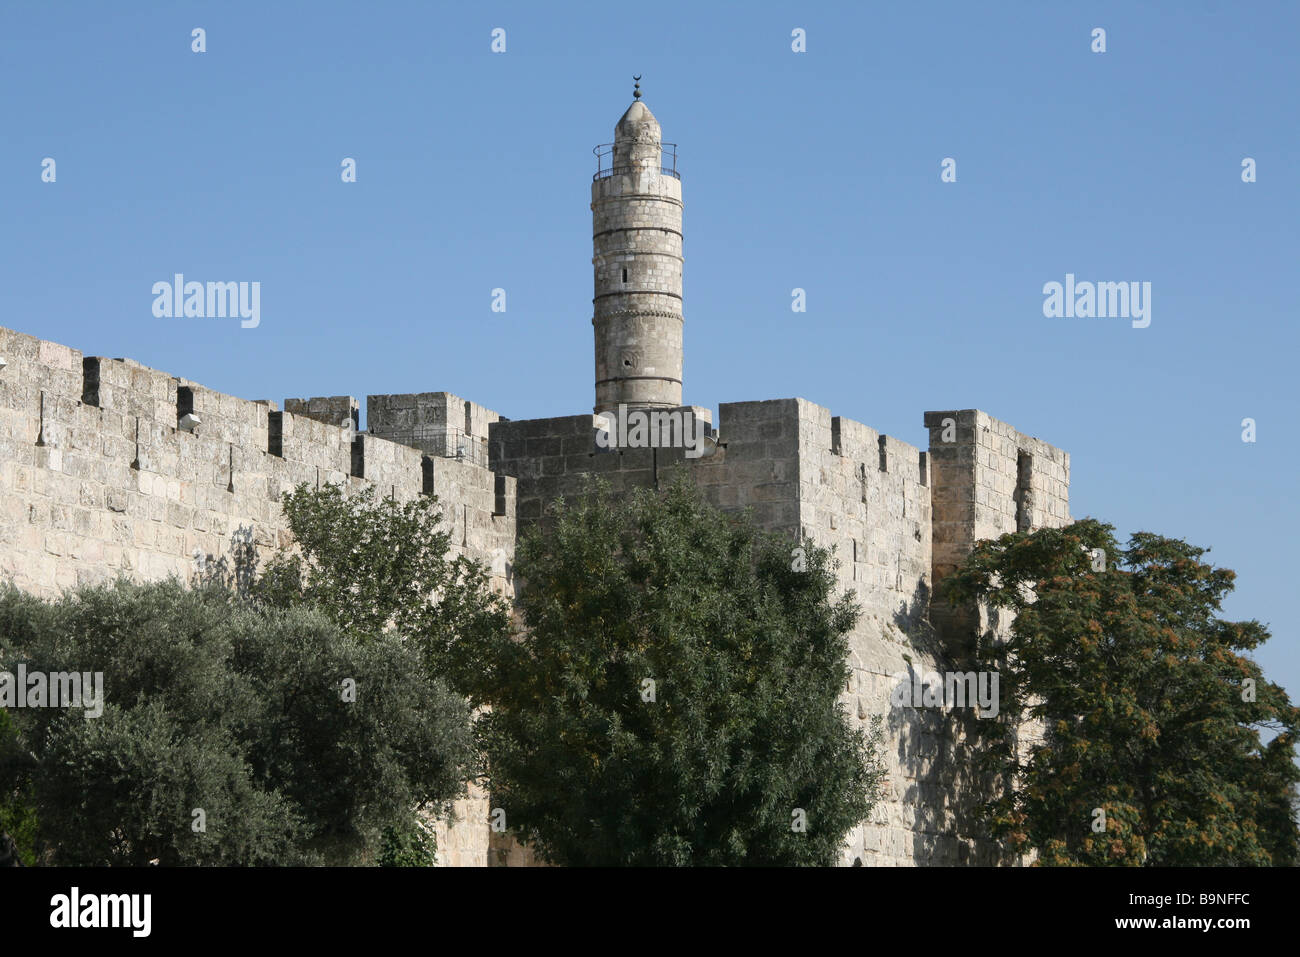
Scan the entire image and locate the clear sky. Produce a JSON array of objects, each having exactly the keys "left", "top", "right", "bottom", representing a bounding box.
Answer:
[{"left": 2, "top": 2, "right": 1296, "bottom": 699}]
